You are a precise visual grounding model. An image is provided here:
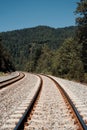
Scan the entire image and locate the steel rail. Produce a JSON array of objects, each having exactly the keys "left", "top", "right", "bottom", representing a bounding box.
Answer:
[
  {"left": 8, "top": 74, "right": 87, "bottom": 130},
  {"left": 0, "top": 72, "right": 20, "bottom": 83},
  {"left": 14, "top": 75, "right": 42, "bottom": 130},
  {"left": 0, "top": 72, "right": 25, "bottom": 89},
  {"left": 47, "top": 75, "right": 87, "bottom": 130}
]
